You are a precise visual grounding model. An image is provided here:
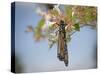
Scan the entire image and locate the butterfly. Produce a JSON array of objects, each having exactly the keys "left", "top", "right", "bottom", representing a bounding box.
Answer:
[{"left": 57, "top": 20, "right": 68, "bottom": 66}]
